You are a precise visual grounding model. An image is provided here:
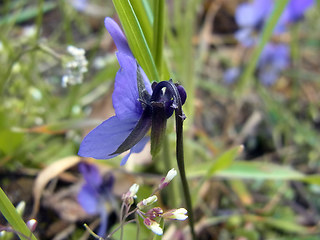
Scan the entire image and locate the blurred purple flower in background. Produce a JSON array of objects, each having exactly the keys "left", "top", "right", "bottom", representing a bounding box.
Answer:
[
  {"left": 235, "top": 0, "right": 314, "bottom": 45},
  {"left": 224, "top": 0, "right": 314, "bottom": 85},
  {"left": 257, "top": 43, "right": 289, "bottom": 85},
  {"left": 282, "top": 0, "right": 314, "bottom": 24},
  {"left": 77, "top": 162, "right": 115, "bottom": 237},
  {"left": 70, "top": 0, "right": 87, "bottom": 12},
  {"left": 235, "top": 0, "right": 272, "bottom": 46},
  {"left": 223, "top": 67, "right": 241, "bottom": 85}
]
